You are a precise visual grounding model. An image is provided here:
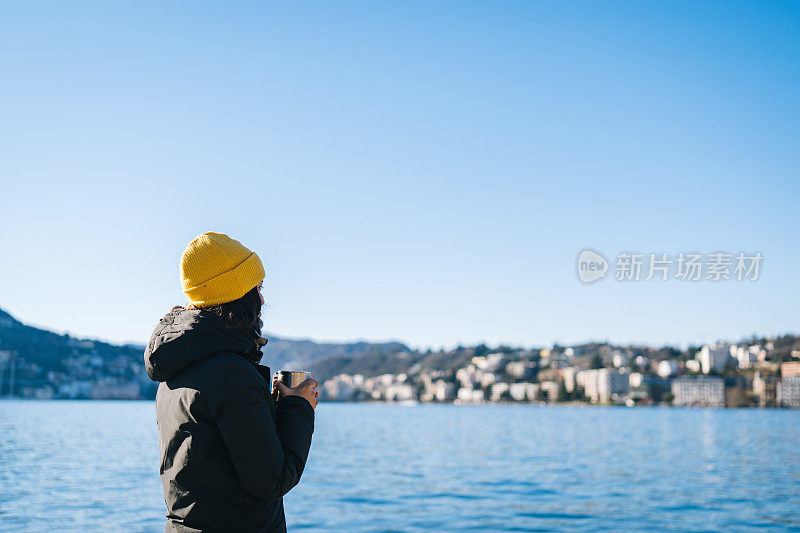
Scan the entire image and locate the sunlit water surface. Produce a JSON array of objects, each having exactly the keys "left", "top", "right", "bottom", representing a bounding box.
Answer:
[{"left": 1, "top": 400, "right": 799, "bottom": 532}]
